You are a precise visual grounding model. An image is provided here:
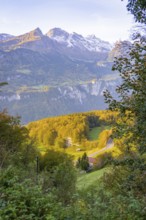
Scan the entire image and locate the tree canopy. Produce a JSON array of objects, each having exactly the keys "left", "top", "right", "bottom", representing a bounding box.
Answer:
[{"left": 126, "top": 0, "right": 146, "bottom": 24}]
